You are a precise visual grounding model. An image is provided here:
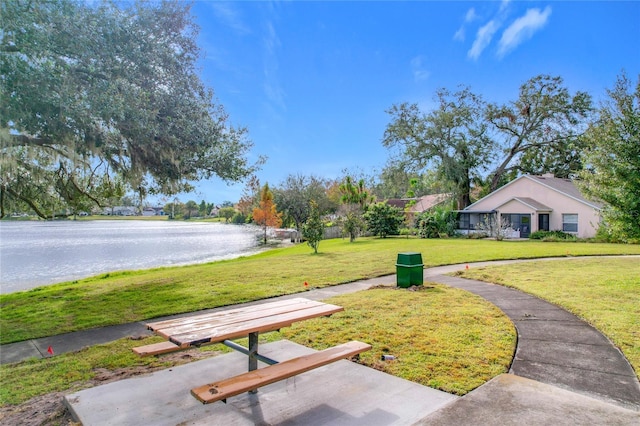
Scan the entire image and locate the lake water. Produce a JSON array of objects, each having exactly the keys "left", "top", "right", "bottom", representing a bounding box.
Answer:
[{"left": 0, "top": 220, "right": 263, "bottom": 294}]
